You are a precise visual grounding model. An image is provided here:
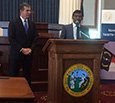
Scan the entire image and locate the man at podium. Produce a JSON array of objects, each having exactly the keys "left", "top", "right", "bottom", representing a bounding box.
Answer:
[{"left": 60, "top": 10, "right": 90, "bottom": 39}]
